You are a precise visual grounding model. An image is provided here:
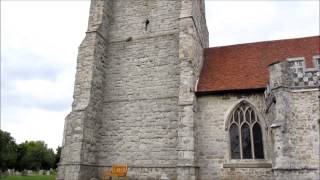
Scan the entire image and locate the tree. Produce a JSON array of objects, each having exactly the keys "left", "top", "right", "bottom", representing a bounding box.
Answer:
[
  {"left": 17, "top": 141, "right": 55, "bottom": 170},
  {"left": 0, "top": 130, "right": 17, "bottom": 171},
  {"left": 16, "top": 142, "right": 28, "bottom": 171},
  {"left": 54, "top": 146, "right": 62, "bottom": 169},
  {"left": 0, "top": 131, "right": 57, "bottom": 171},
  {"left": 42, "top": 147, "right": 55, "bottom": 170}
]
